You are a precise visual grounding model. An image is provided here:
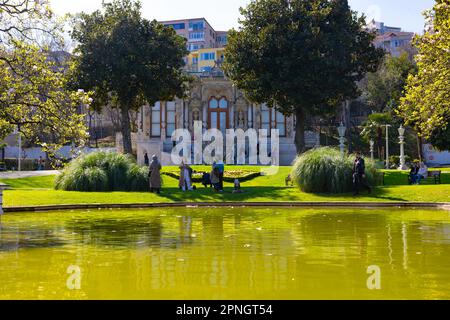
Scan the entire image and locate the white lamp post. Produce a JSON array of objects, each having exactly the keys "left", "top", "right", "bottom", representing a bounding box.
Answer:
[
  {"left": 13, "top": 125, "right": 22, "bottom": 172},
  {"left": 369, "top": 139, "right": 375, "bottom": 161},
  {"left": 337, "top": 122, "right": 346, "bottom": 156},
  {"left": 398, "top": 125, "right": 407, "bottom": 170},
  {"left": 384, "top": 125, "right": 391, "bottom": 169}
]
